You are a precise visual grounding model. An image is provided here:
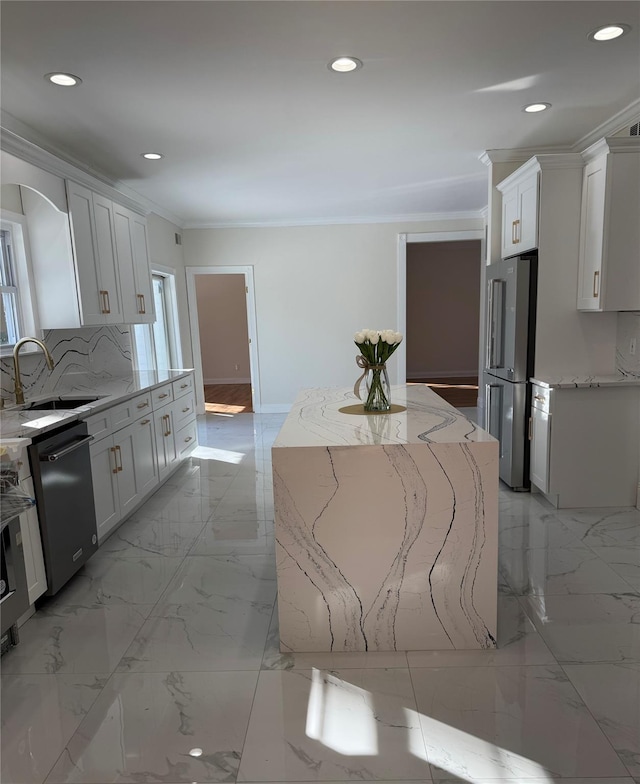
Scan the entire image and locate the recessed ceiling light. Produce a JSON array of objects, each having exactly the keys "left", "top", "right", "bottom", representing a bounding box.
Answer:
[
  {"left": 141, "top": 152, "right": 164, "bottom": 160},
  {"left": 588, "top": 23, "right": 631, "bottom": 41},
  {"left": 523, "top": 102, "right": 551, "bottom": 113},
  {"left": 328, "top": 56, "right": 362, "bottom": 73},
  {"left": 45, "top": 72, "right": 82, "bottom": 86}
]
